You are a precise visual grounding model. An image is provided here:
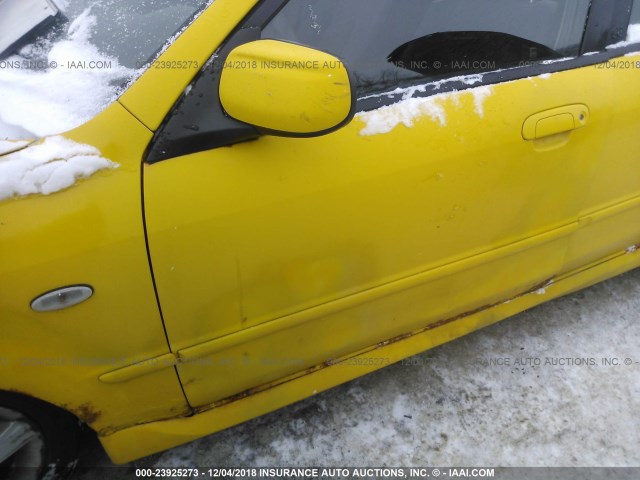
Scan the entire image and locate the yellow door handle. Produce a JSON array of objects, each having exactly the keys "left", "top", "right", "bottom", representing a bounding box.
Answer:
[{"left": 522, "top": 104, "right": 589, "bottom": 140}]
